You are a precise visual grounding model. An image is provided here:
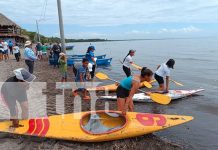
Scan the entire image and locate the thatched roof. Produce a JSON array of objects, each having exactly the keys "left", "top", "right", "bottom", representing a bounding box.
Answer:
[{"left": 0, "top": 13, "right": 21, "bottom": 28}]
